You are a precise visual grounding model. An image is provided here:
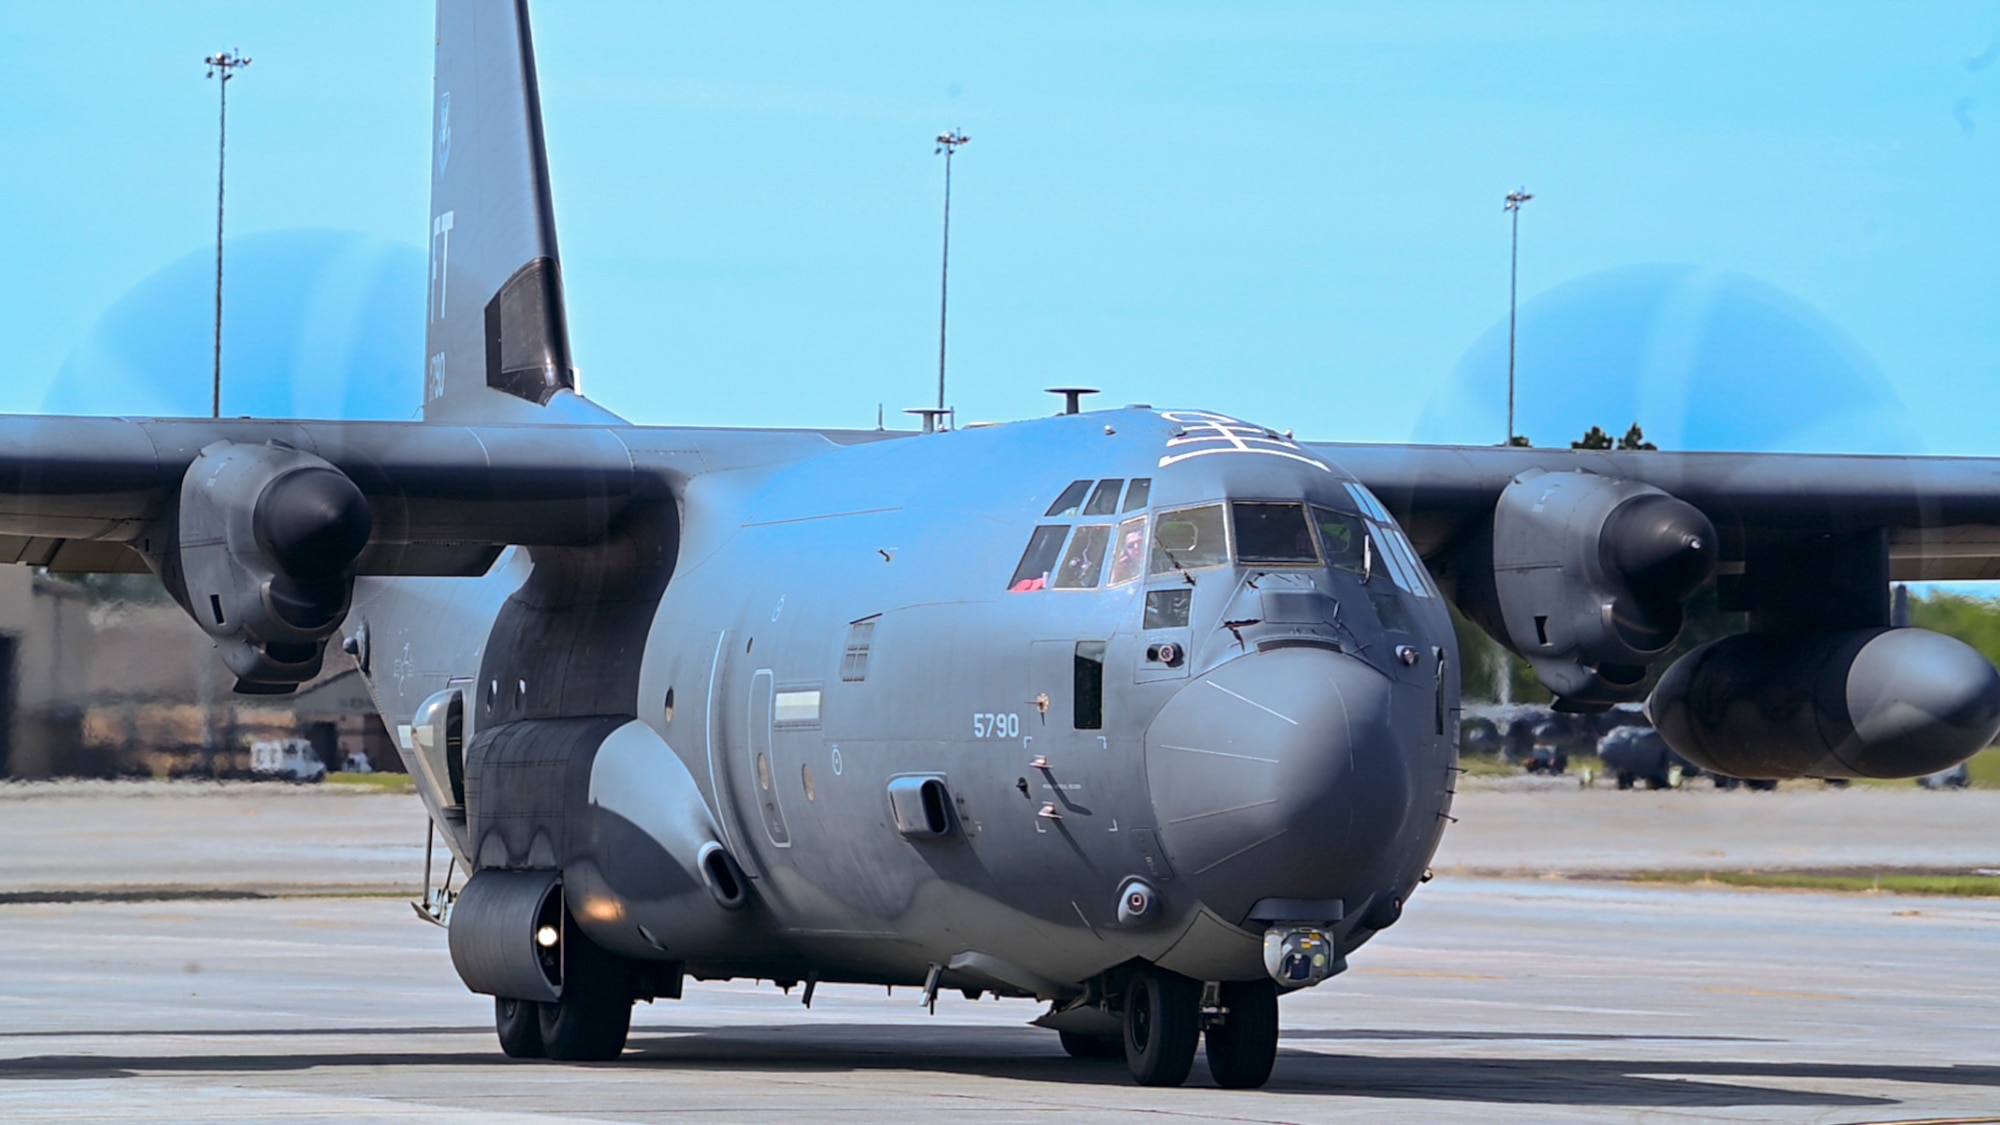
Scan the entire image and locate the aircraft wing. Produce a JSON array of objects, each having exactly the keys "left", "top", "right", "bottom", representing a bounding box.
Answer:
[
  {"left": 0, "top": 415, "right": 683, "bottom": 577},
  {"left": 1316, "top": 442, "right": 2000, "bottom": 582}
]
